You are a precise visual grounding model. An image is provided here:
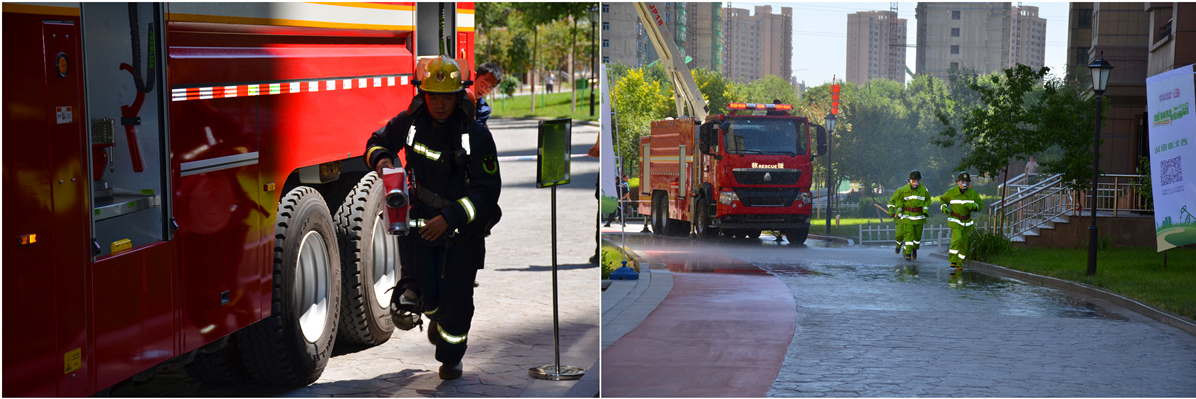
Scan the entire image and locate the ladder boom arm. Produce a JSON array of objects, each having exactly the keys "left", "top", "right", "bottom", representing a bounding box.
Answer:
[{"left": 634, "top": 2, "right": 708, "bottom": 120}]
